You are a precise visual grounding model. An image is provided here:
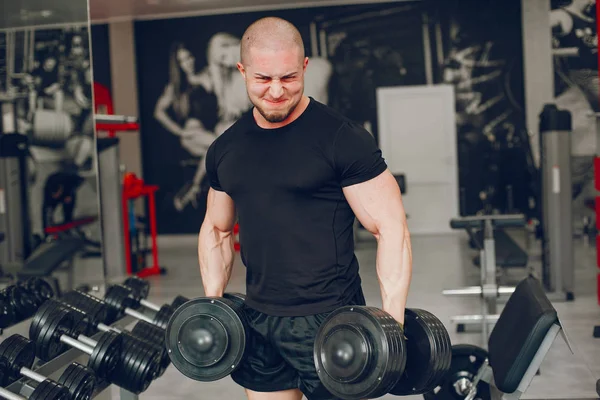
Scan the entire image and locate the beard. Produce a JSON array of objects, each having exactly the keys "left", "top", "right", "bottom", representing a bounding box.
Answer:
[{"left": 254, "top": 98, "right": 301, "bottom": 123}]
